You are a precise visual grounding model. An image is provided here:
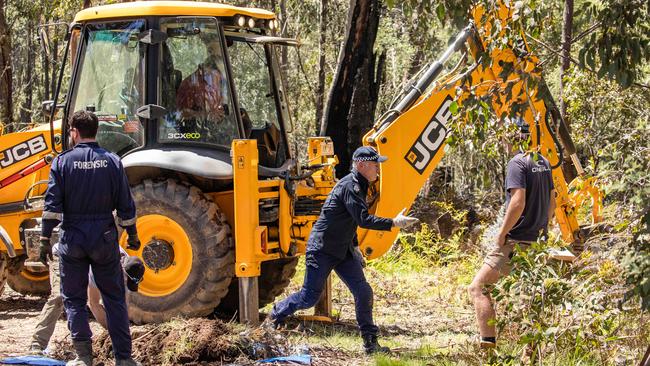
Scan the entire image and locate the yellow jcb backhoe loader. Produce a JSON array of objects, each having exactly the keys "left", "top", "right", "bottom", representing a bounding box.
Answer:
[{"left": 0, "top": 1, "right": 600, "bottom": 324}]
